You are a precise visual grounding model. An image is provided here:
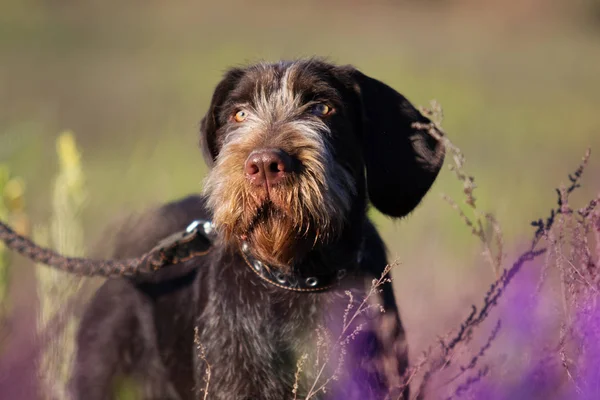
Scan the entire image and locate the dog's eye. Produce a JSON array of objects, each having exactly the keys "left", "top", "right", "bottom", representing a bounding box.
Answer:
[
  {"left": 233, "top": 110, "right": 248, "bottom": 123},
  {"left": 310, "top": 103, "right": 333, "bottom": 117}
]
